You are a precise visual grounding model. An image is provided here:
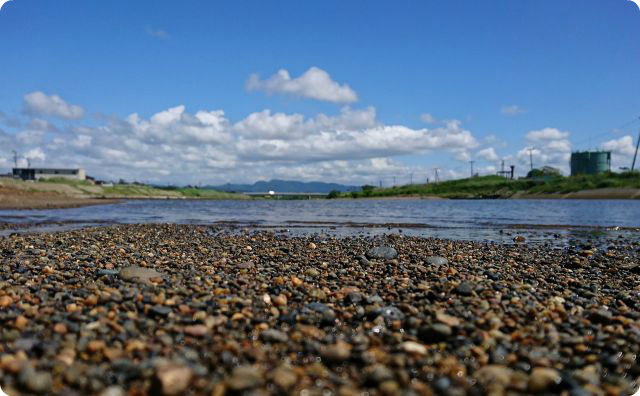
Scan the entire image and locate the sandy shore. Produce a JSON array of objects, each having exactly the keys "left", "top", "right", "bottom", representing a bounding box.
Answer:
[{"left": 0, "top": 224, "right": 638, "bottom": 395}]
